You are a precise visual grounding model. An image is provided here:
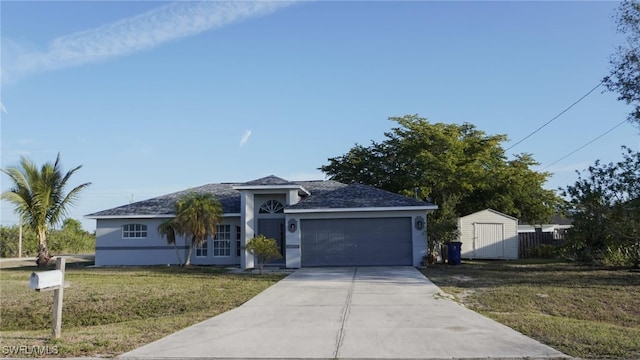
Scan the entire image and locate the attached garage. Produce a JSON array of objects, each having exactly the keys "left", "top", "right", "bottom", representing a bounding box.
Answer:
[
  {"left": 458, "top": 209, "right": 519, "bottom": 260},
  {"left": 300, "top": 217, "right": 412, "bottom": 266}
]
